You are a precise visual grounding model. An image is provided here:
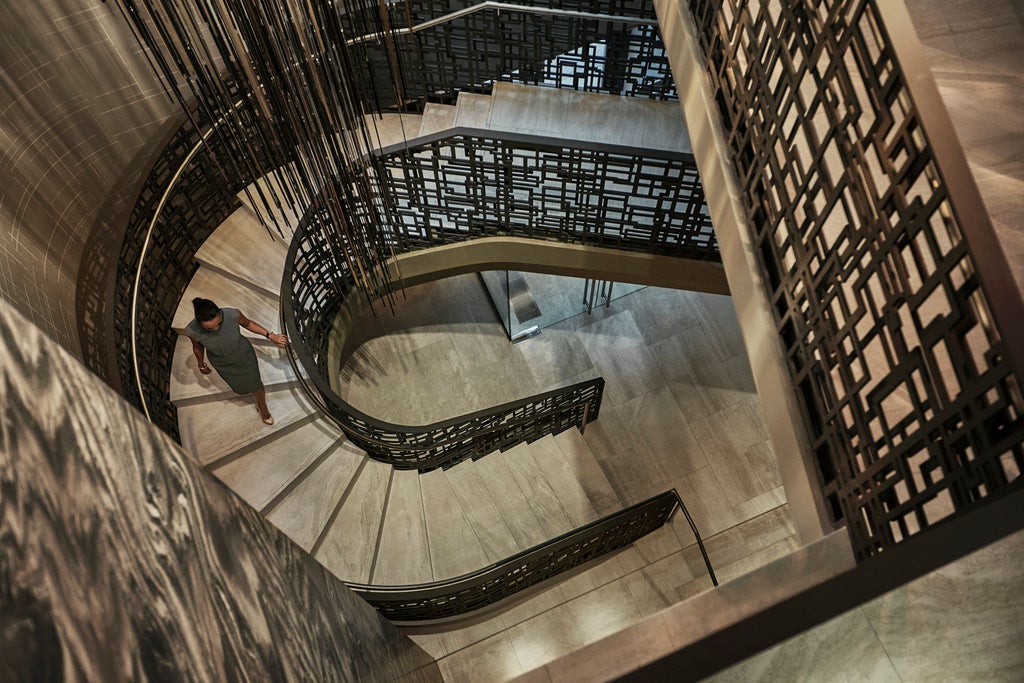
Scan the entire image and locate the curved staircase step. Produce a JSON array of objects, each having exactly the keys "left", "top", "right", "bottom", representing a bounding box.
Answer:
[
  {"left": 267, "top": 439, "right": 366, "bottom": 551},
  {"left": 487, "top": 82, "right": 692, "bottom": 152},
  {"left": 418, "top": 103, "right": 457, "bottom": 136},
  {"left": 471, "top": 450, "right": 550, "bottom": 550},
  {"left": 554, "top": 428, "right": 623, "bottom": 516},
  {"left": 372, "top": 469, "right": 432, "bottom": 585},
  {"left": 444, "top": 459, "right": 523, "bottom": 562},
  {"left": 364, "top": 113, "right": 424, "bottom": 149},
  {"left": 238, "top": 163, "right": 312, "bottom": 233},
  {"left": 177, "top": 383, "right": 317, "bottom": 466},
  {"left": 210, "top": 417, "right": 342, "bottom": 512},
  {"left": 315, "top": 459, "right": 393, "bottom": 583},
  {"left": 196, "top": 205, "right": 289, "bottom": 297},
  {"left": 529, "top": 435, "right": 600, "bottom": 526},
  {"left": 420, "top": 467, "right": 490, "bottom": 580},
  {"left": 502, "top": 441, "right": 577, "bottom": 538},
  {"left": 170, "top": 335, "right": 296, "bottom": 405},
  {"left": 453, "top": 92, "right": 493, "bottom": 128},
  {"left": 172, "top": 266, "right": 281, "bottom": 335}
]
